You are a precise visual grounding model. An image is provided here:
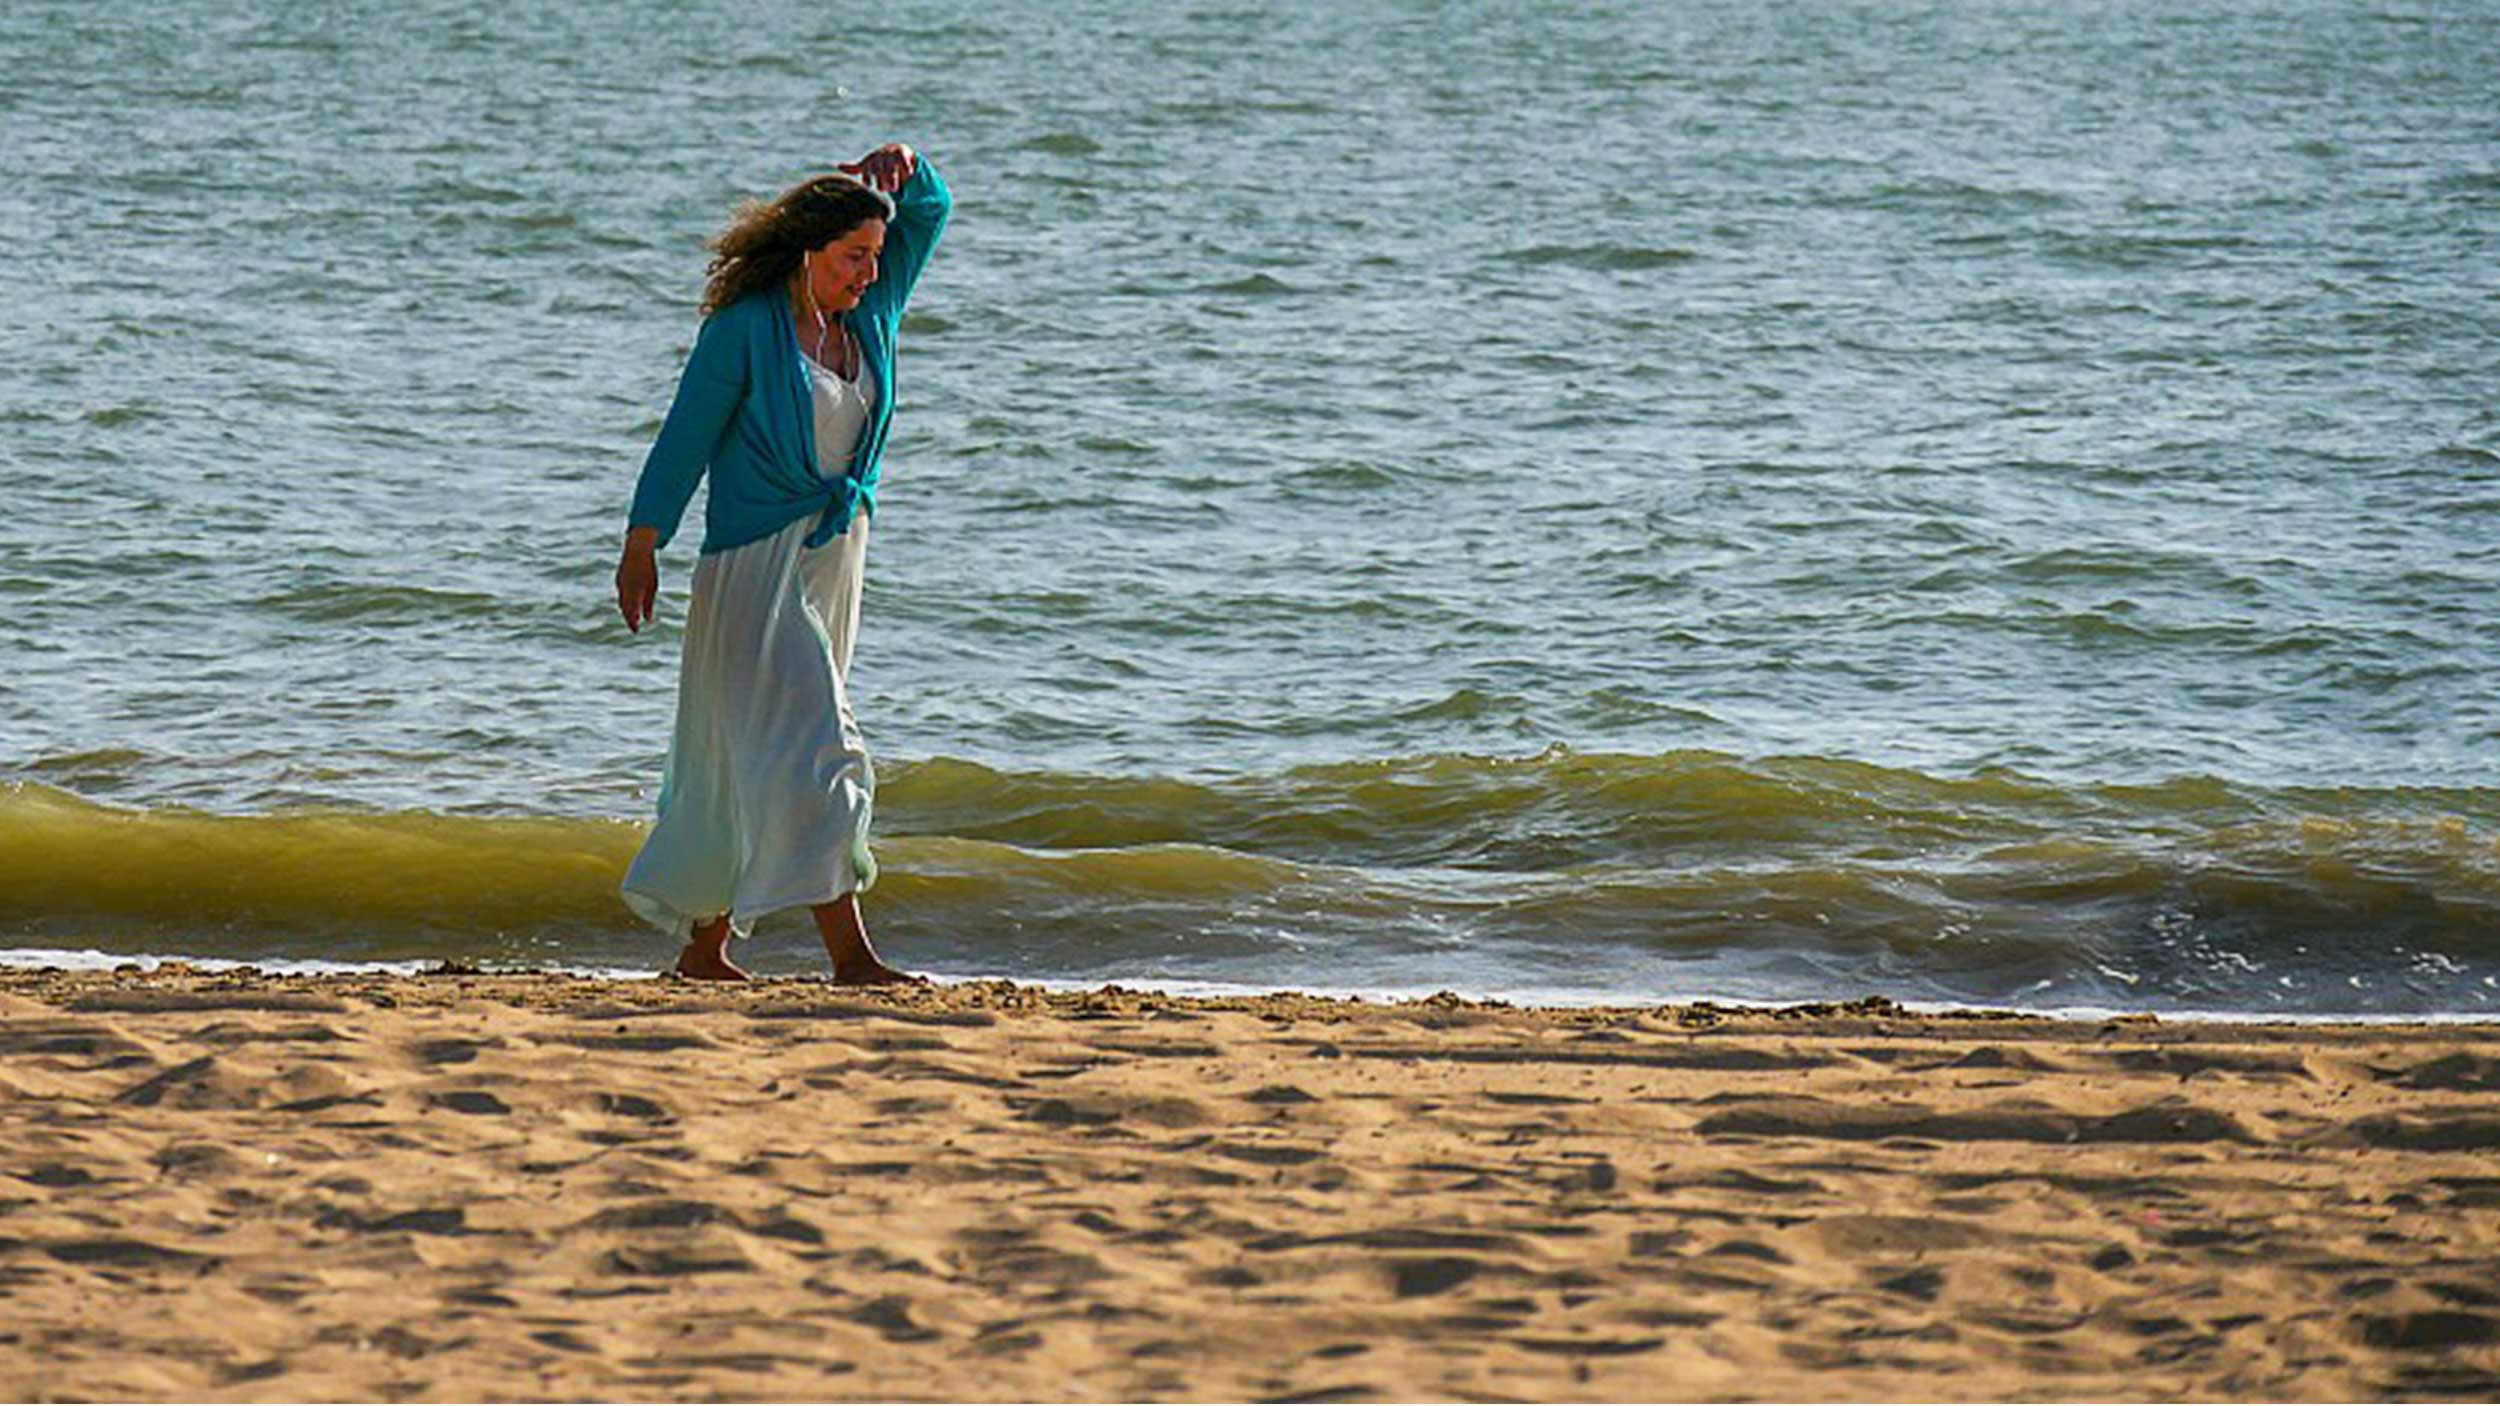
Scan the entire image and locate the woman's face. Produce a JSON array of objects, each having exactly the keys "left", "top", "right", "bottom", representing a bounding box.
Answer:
[{"left": 806, "top": 220, "right": 886, "bottom": 313}]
